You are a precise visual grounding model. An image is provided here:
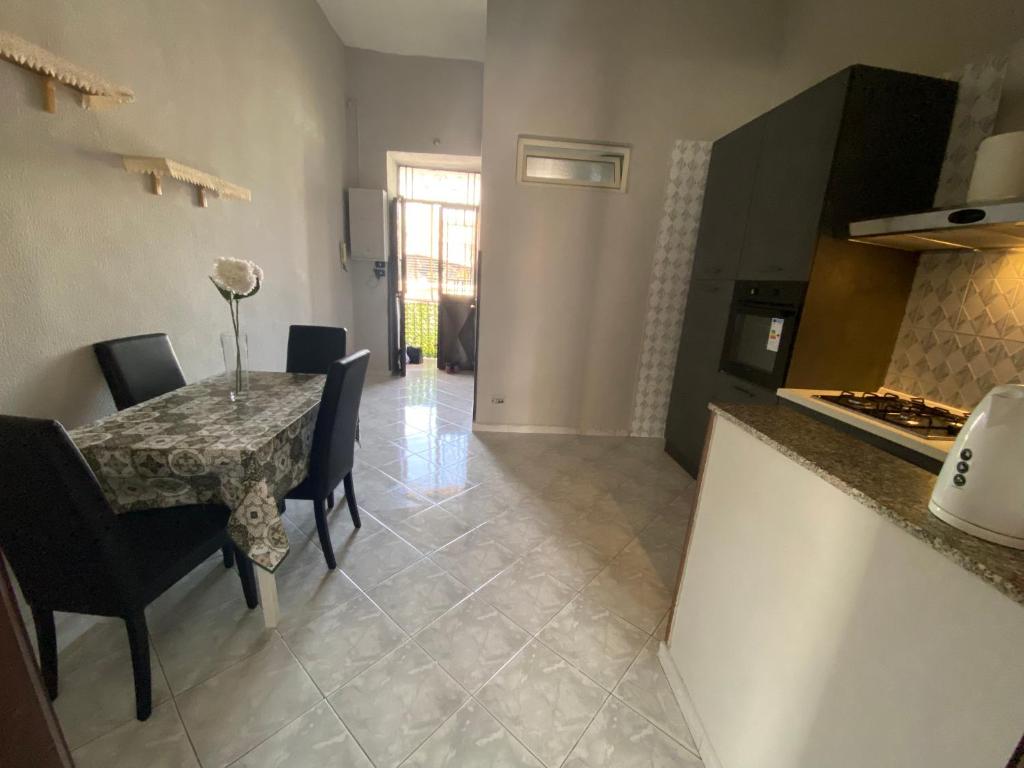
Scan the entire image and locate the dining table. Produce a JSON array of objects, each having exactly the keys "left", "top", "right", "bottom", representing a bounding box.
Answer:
[{"left": 69, "top": 371, "right": 326, "bottom": 628}]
